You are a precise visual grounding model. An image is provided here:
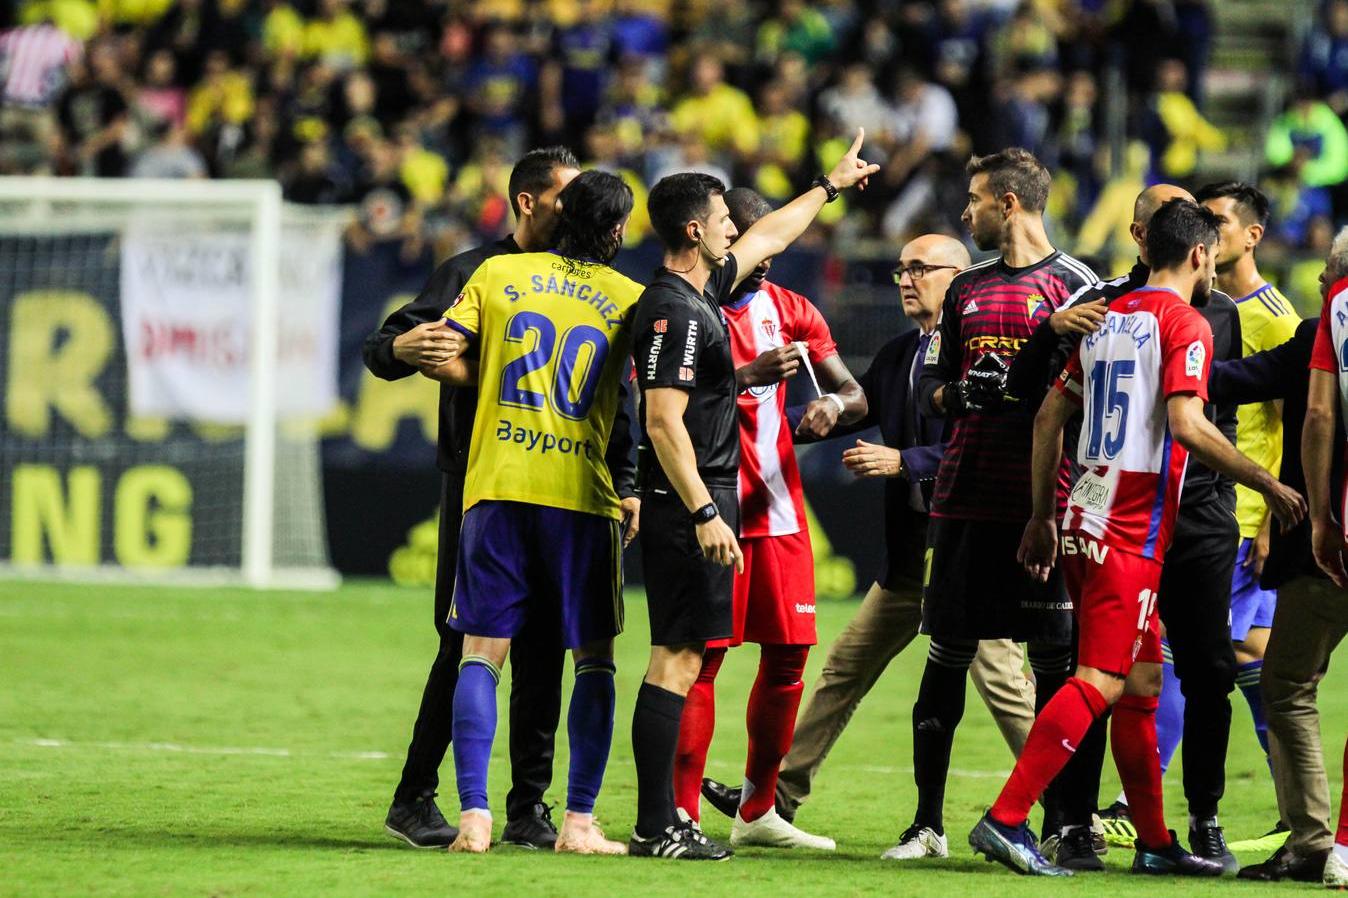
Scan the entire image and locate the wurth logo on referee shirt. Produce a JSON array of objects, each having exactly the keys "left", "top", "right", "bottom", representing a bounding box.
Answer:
[
  {"left": 682, "top": 320, "right": 699, "bottom": 366},
  {"left": 645, "top": 331, "right": 663, "bottom": 381}
]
